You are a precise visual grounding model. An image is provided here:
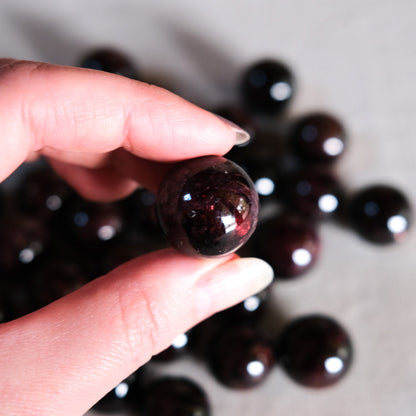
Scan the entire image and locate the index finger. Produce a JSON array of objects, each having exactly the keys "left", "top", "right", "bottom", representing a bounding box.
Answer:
[{"left": 0, "top": 59, "right": 248, "bottom": 182}]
